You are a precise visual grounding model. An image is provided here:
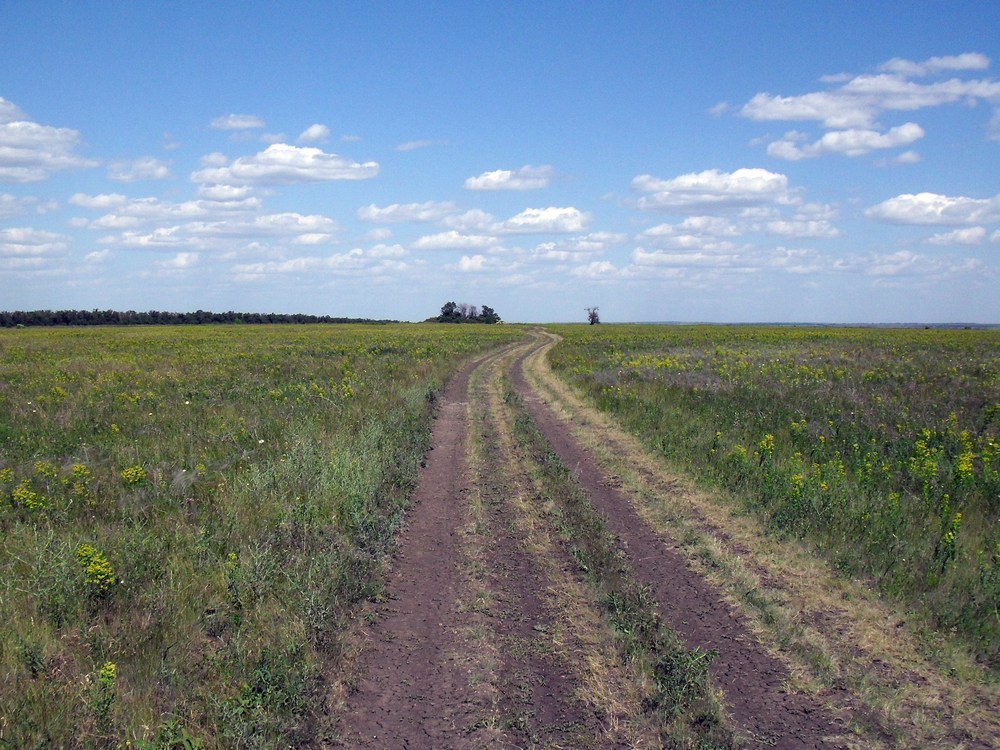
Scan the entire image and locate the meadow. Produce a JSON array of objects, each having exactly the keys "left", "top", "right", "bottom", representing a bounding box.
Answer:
[
  {"left": 547, "top": 324, "right": 1000, "bottom": 669},
  {"left": 0, "top": 323, "right": 523, "bottom": 748}
]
